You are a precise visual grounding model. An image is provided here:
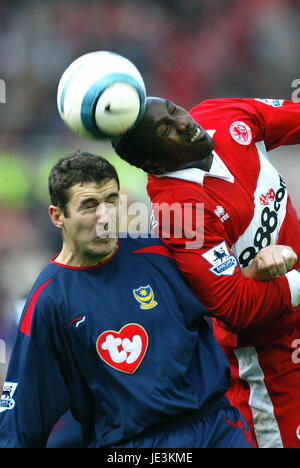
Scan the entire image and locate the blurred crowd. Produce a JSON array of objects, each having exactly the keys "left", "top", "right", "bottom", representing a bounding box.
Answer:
[
  {"left": 0, "top": 0, "right": 300, "bottom": 385},
  {"left": 1, "top": 0, "right": 300, "bottom": 138}
]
